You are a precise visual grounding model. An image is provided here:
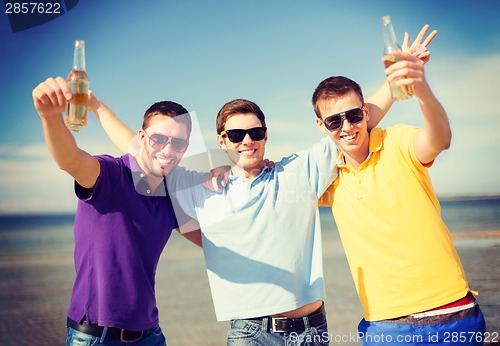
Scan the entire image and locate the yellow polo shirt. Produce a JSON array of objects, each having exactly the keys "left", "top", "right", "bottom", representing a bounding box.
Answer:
[{"left": 320, "top": 125, "right": 469, "bottom": 321}]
